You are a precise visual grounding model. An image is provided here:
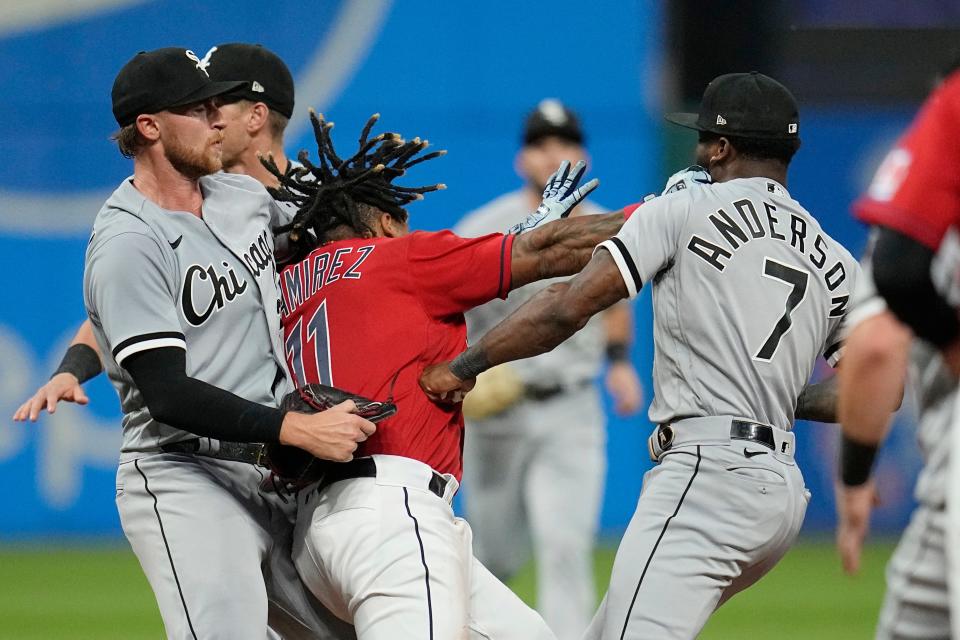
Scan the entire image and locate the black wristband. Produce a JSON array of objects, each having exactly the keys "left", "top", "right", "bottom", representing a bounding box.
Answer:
[
  {"left": 449, "top": 348, "right": 491, "bottom": 381},
  {"left": 839, "top": 434, "right": 879, "bottom": 487},
  {"left": 605, "top": 342, "right": 629, "bottom": 363},
  {"left": 53, "top": 344, "right": 103, "bottom": 384}
]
